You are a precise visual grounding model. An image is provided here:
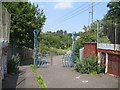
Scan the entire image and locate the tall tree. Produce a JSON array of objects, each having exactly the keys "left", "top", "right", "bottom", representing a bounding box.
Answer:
[
  {"left": 103, "top": 1, "right": 120, "bottom": 44},
  {"left": 3, "top": 2, "right": 46, "bottom": 48}
]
